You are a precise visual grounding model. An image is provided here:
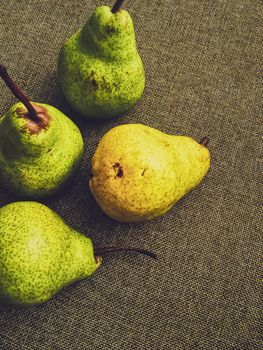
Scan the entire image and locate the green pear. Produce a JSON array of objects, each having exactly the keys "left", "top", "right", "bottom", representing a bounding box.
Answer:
[
  {"left": 58, "top": 0, "right": 145, "bottom": 119},
  {"left": 0, "top": 65, "right": 83, "bottom": 197},
  {"left": 89, "top": 124, "right": 211, "bottom": 222},
  {"left": 0, "top": 201, "right": 156, "bottom": 307}
]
